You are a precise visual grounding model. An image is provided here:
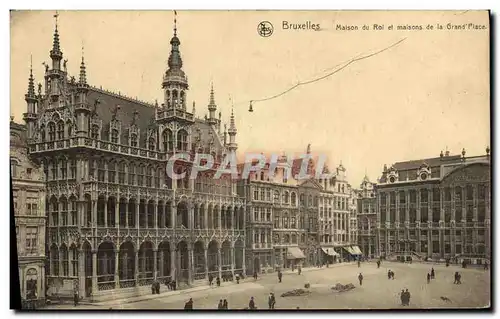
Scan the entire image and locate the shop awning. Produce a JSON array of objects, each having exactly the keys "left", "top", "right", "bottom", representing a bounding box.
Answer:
[
  {"left": 342, "top": 246, "right": 354, "bottom": 254},
  {"left": 287, "top": 247, "right": 306, "bottom": 260},
  {"left": 322, "top": 247, "right": 339, "bottom": 256},
  {"left": 351, "top": 246, "right": 363, "bottom": 255}
]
